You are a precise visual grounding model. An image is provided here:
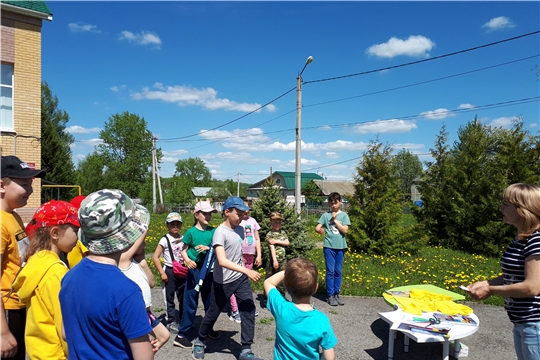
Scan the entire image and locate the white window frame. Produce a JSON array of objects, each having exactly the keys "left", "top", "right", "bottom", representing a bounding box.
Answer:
[{"left": 1, "top": 64, "right": 15, "bottom": 133}]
